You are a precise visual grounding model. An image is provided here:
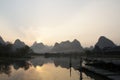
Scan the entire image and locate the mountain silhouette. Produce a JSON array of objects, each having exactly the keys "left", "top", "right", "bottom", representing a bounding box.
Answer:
[
  {"left": 31, "top": 42, "right": 52, "bottom": 53},
  {"left": 0, "top": 36, "right": 6, "bottom": 45},
  {"left": 0, "top": 35, "right": 119, "bottom": 54},
  {"left": 12, "top": 39, "right": 26, "bottom": 51},
  {"left": 95, "top": 36, "right": 116, "bottom": 49},
  {"left": 52, "top": 39, "right": 83, "bottom": 53}
]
